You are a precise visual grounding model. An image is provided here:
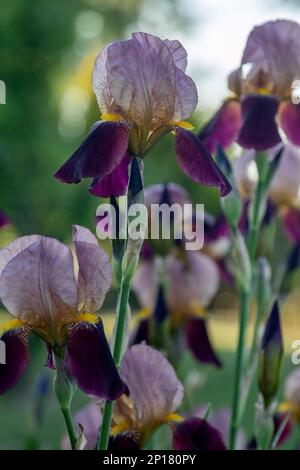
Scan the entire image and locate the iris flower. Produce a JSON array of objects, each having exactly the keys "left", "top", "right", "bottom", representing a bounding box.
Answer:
[
  {"left": 63, "top": 344, "right": 225, "bottom": 450},
  {"left": 280, "top": 368, "right": 300, "bottom": 422},
  {"left": 0, "top": 225, "right": 124, "bottom": 400},
  {"left": 200, "top": 20, "right": 300, "bottom": 151},
  {"left": 0, "top": 212, "right": 10, "bottom": 229},
  {"left": 233, "top": 143, "right": 300, "bottom": 208},
  {"left": 55, "top": 32, "right": 231, "bottom": 197},
  {"left": 132, "top": 183, "right": 222, "bottom": 367}
]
